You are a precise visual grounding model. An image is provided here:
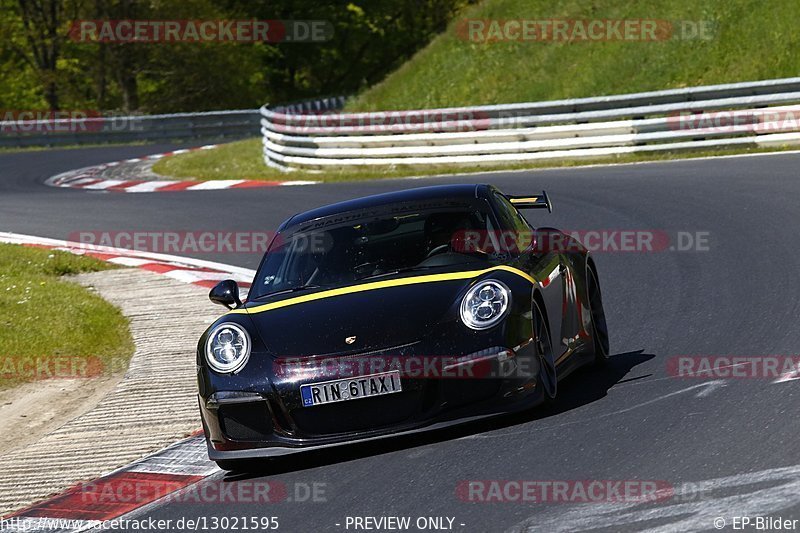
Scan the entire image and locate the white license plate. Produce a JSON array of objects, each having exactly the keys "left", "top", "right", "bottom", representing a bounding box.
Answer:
[{"left": 300, "top": 371, "right": 402, "bottom": 407}]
